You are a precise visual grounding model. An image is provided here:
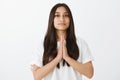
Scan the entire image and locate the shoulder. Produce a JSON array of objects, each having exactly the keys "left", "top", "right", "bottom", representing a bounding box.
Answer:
[
  {"left": 33, "top": 37, "right": 44, "bottom": 56},
  {"left": 76, "top": 36, "right": 88, "bottom": 47},
  {"left": 76, "top": 36, "right": 91, "bottom": 53},
  {"left": 76, "top": 36, "right": 94, "bottom": 63}
]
